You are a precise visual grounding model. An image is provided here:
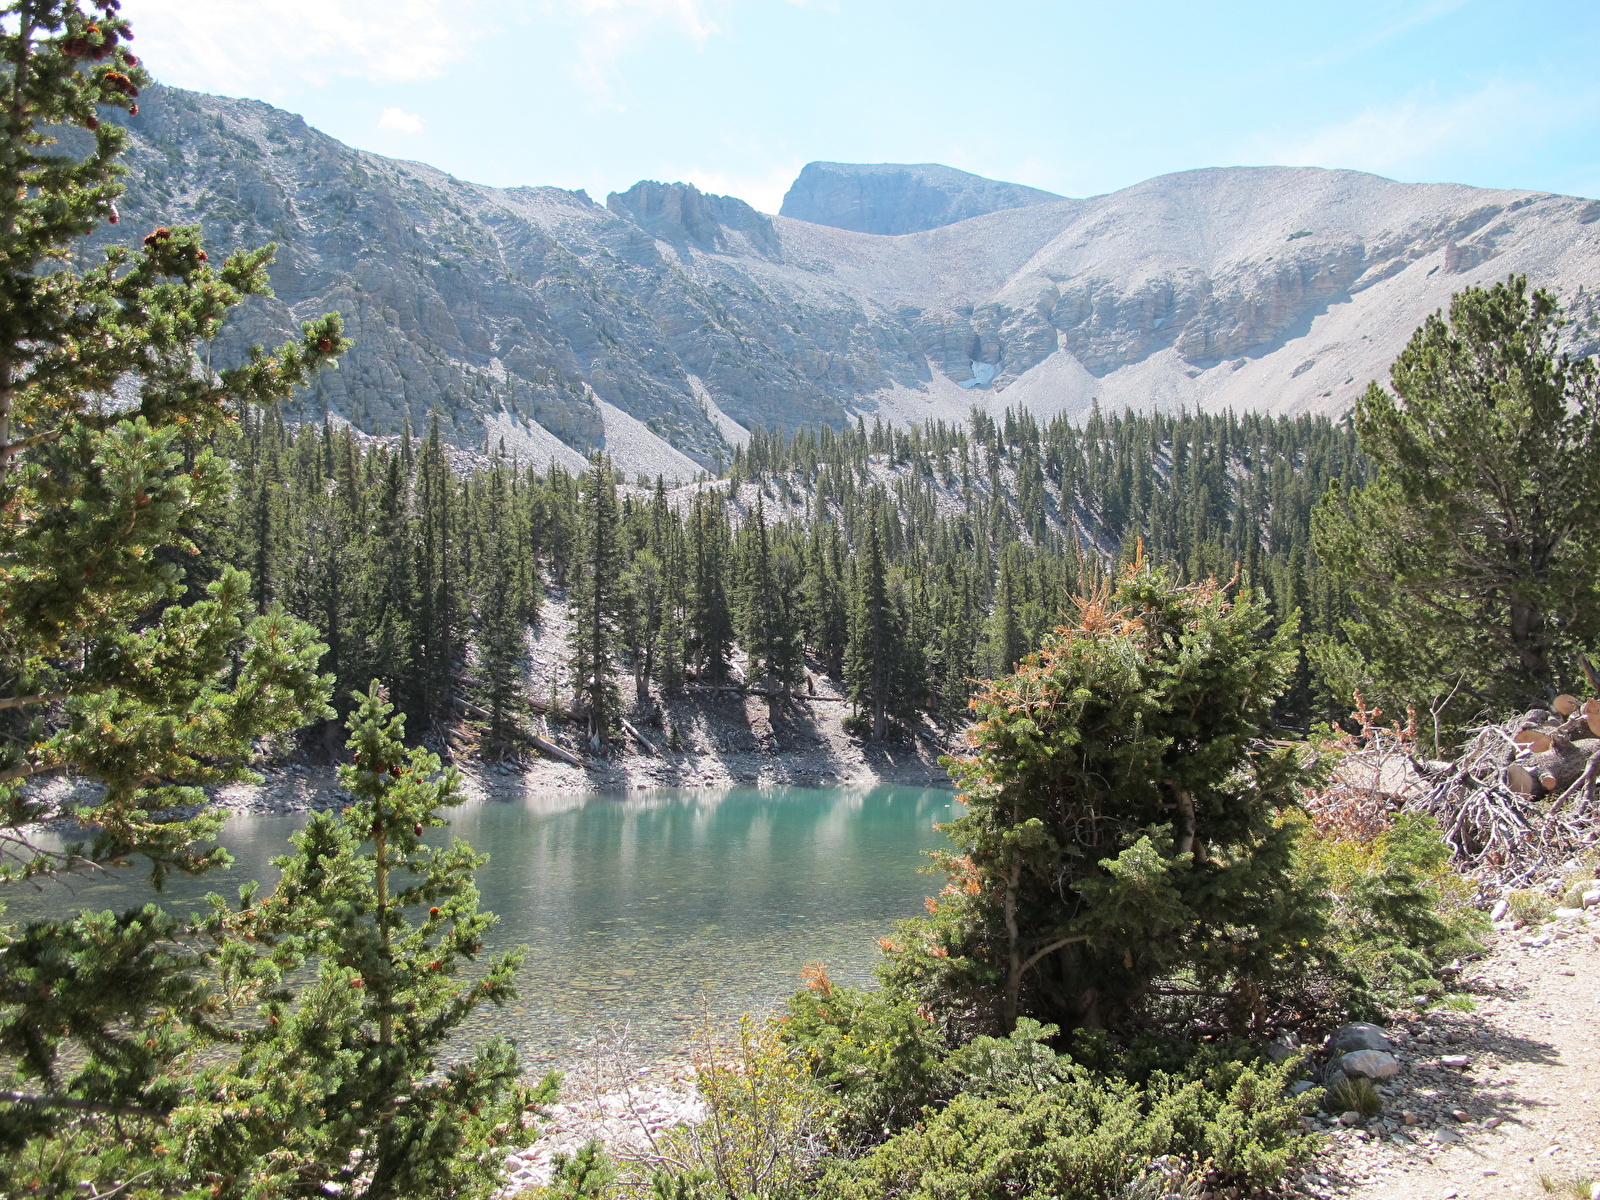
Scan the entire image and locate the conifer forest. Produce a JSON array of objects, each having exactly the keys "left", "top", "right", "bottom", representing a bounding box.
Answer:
[{"left": 219, "top": 404, "right": 1363, "bottom": 751}]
